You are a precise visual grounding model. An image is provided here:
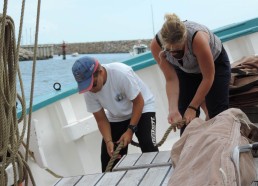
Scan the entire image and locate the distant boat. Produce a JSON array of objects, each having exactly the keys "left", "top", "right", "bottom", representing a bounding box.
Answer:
[
  {"left": 71, "top": 52, "right": 79, "bottom": 57},
  {"left": 130, "top": 43, "right": 148, "bottom": 56}
]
